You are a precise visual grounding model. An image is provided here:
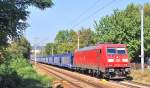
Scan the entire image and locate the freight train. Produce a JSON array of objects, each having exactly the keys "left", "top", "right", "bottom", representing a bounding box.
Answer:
[{"left": 33, "top": 43, "right": 130, "bottom": 79}]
